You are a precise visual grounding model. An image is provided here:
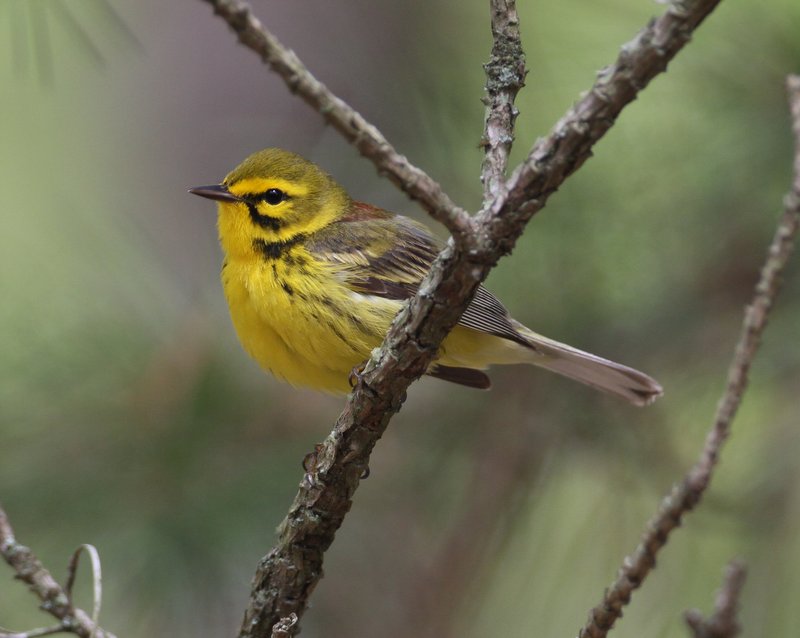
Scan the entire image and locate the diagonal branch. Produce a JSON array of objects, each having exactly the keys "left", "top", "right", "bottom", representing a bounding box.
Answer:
[
  {"left": 577, "top": 74, "right": 800, "bottom": 638},
  {"left": 481, "top": 0, "right": 526, "bottom": 205},
  {"left": 0, "top": 504, "right": 116, "bottom": 638},
  {"left": 191, "top": 1, "right": 735, "bottom": 636},
  {"left": 685, "top": 560, "right": 747, "bottom": 638},
  {"left": 198, "top": 0, "right": 474, "bottom": 243}
]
